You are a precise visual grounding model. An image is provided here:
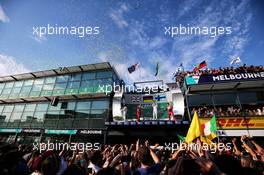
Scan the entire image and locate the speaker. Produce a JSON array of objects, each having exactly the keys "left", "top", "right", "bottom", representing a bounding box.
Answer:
[{"left": 51, "top": 97, "right": 59, "bottom": 106}]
